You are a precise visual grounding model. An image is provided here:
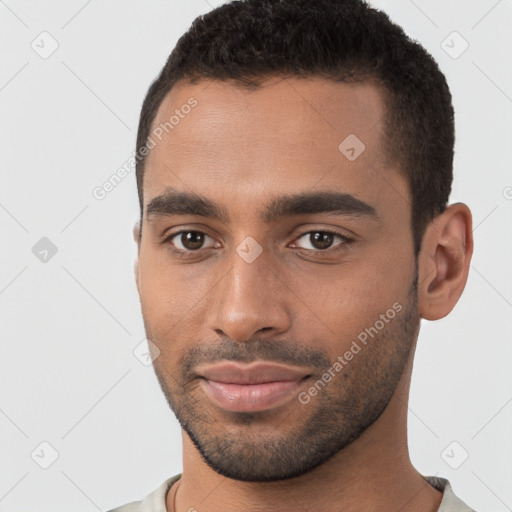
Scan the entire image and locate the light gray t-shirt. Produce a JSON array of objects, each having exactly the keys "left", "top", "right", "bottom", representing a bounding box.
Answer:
[{"left": 106, "top": 474, "right": 478, "bottom": 512}]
